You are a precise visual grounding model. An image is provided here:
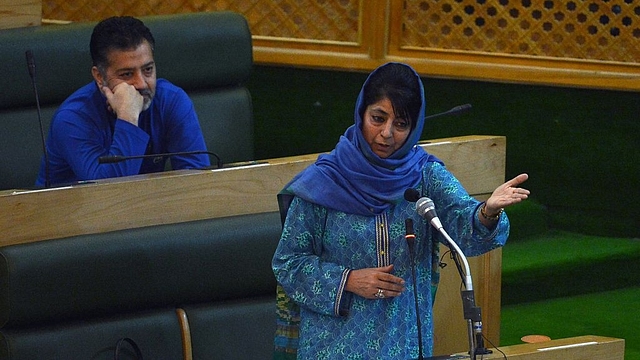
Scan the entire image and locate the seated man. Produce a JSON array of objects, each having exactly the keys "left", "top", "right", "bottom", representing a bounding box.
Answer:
[{"left": 35, "top": 16, "right": 210, "bottom": 187}]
